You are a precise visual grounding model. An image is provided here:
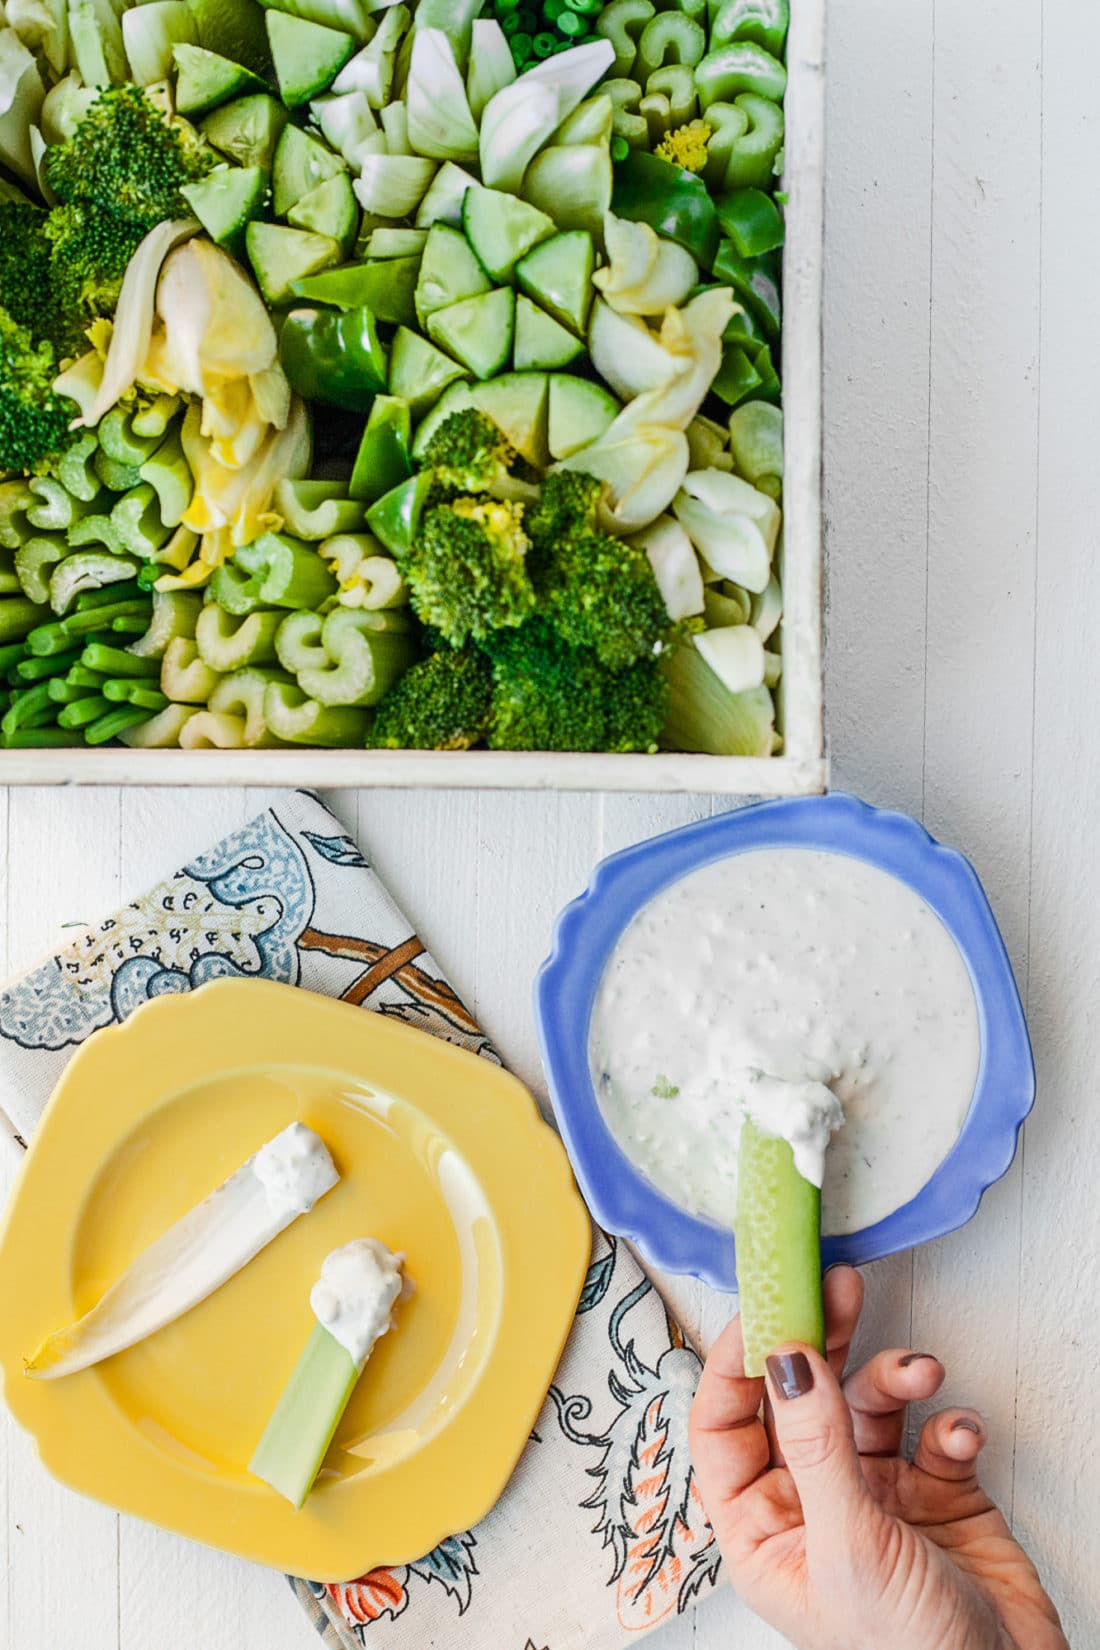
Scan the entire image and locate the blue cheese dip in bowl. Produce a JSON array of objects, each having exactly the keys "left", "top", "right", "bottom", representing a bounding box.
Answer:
[{"left": 534, "top": 794, "right": 1034, "bottom": 1290}]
